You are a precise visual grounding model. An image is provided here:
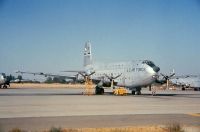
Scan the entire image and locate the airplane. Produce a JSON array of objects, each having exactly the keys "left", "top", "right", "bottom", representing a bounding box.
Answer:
[
  {"left": 170, "top": 75, "right": 200, "bottom": 91},
  {"left": 0, "top": 73, "right": 10, "bottom": 89},
  {"left": 16, "top": 41, "right": 161, "bottom": 95}
]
